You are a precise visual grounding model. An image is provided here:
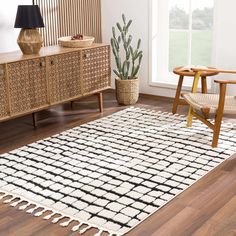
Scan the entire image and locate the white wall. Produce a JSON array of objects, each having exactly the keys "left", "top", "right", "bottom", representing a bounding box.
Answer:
[
  {"left": 101, "top": 0, "right": 176, "bottom": 97},
  {"left": 0, "top": 0, "right": 32, "bottom": 53},
  {"left": 213, "top": 0, "right": 236, "bottom": 95},
  {"left": 1, "top": 0, "right": 236, "bottom": 96},
  {"left": 102, "top": 0, "right": 236, "bottom": 96}
]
